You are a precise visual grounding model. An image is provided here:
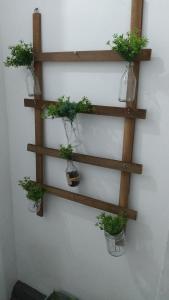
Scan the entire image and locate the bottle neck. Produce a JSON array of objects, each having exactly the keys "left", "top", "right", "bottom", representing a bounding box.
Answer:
[
  {"left": 66, "top": 159, "right": 78, "bottom": 171},
  {"left": 66, "top": 159, "right": 74, "bottom": 167},
  {"left": 127, "top": 61, "right": 134, "bottom": 68},
  {"left": 27, "top": 62, "right": 34, "bottom": 73}
]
